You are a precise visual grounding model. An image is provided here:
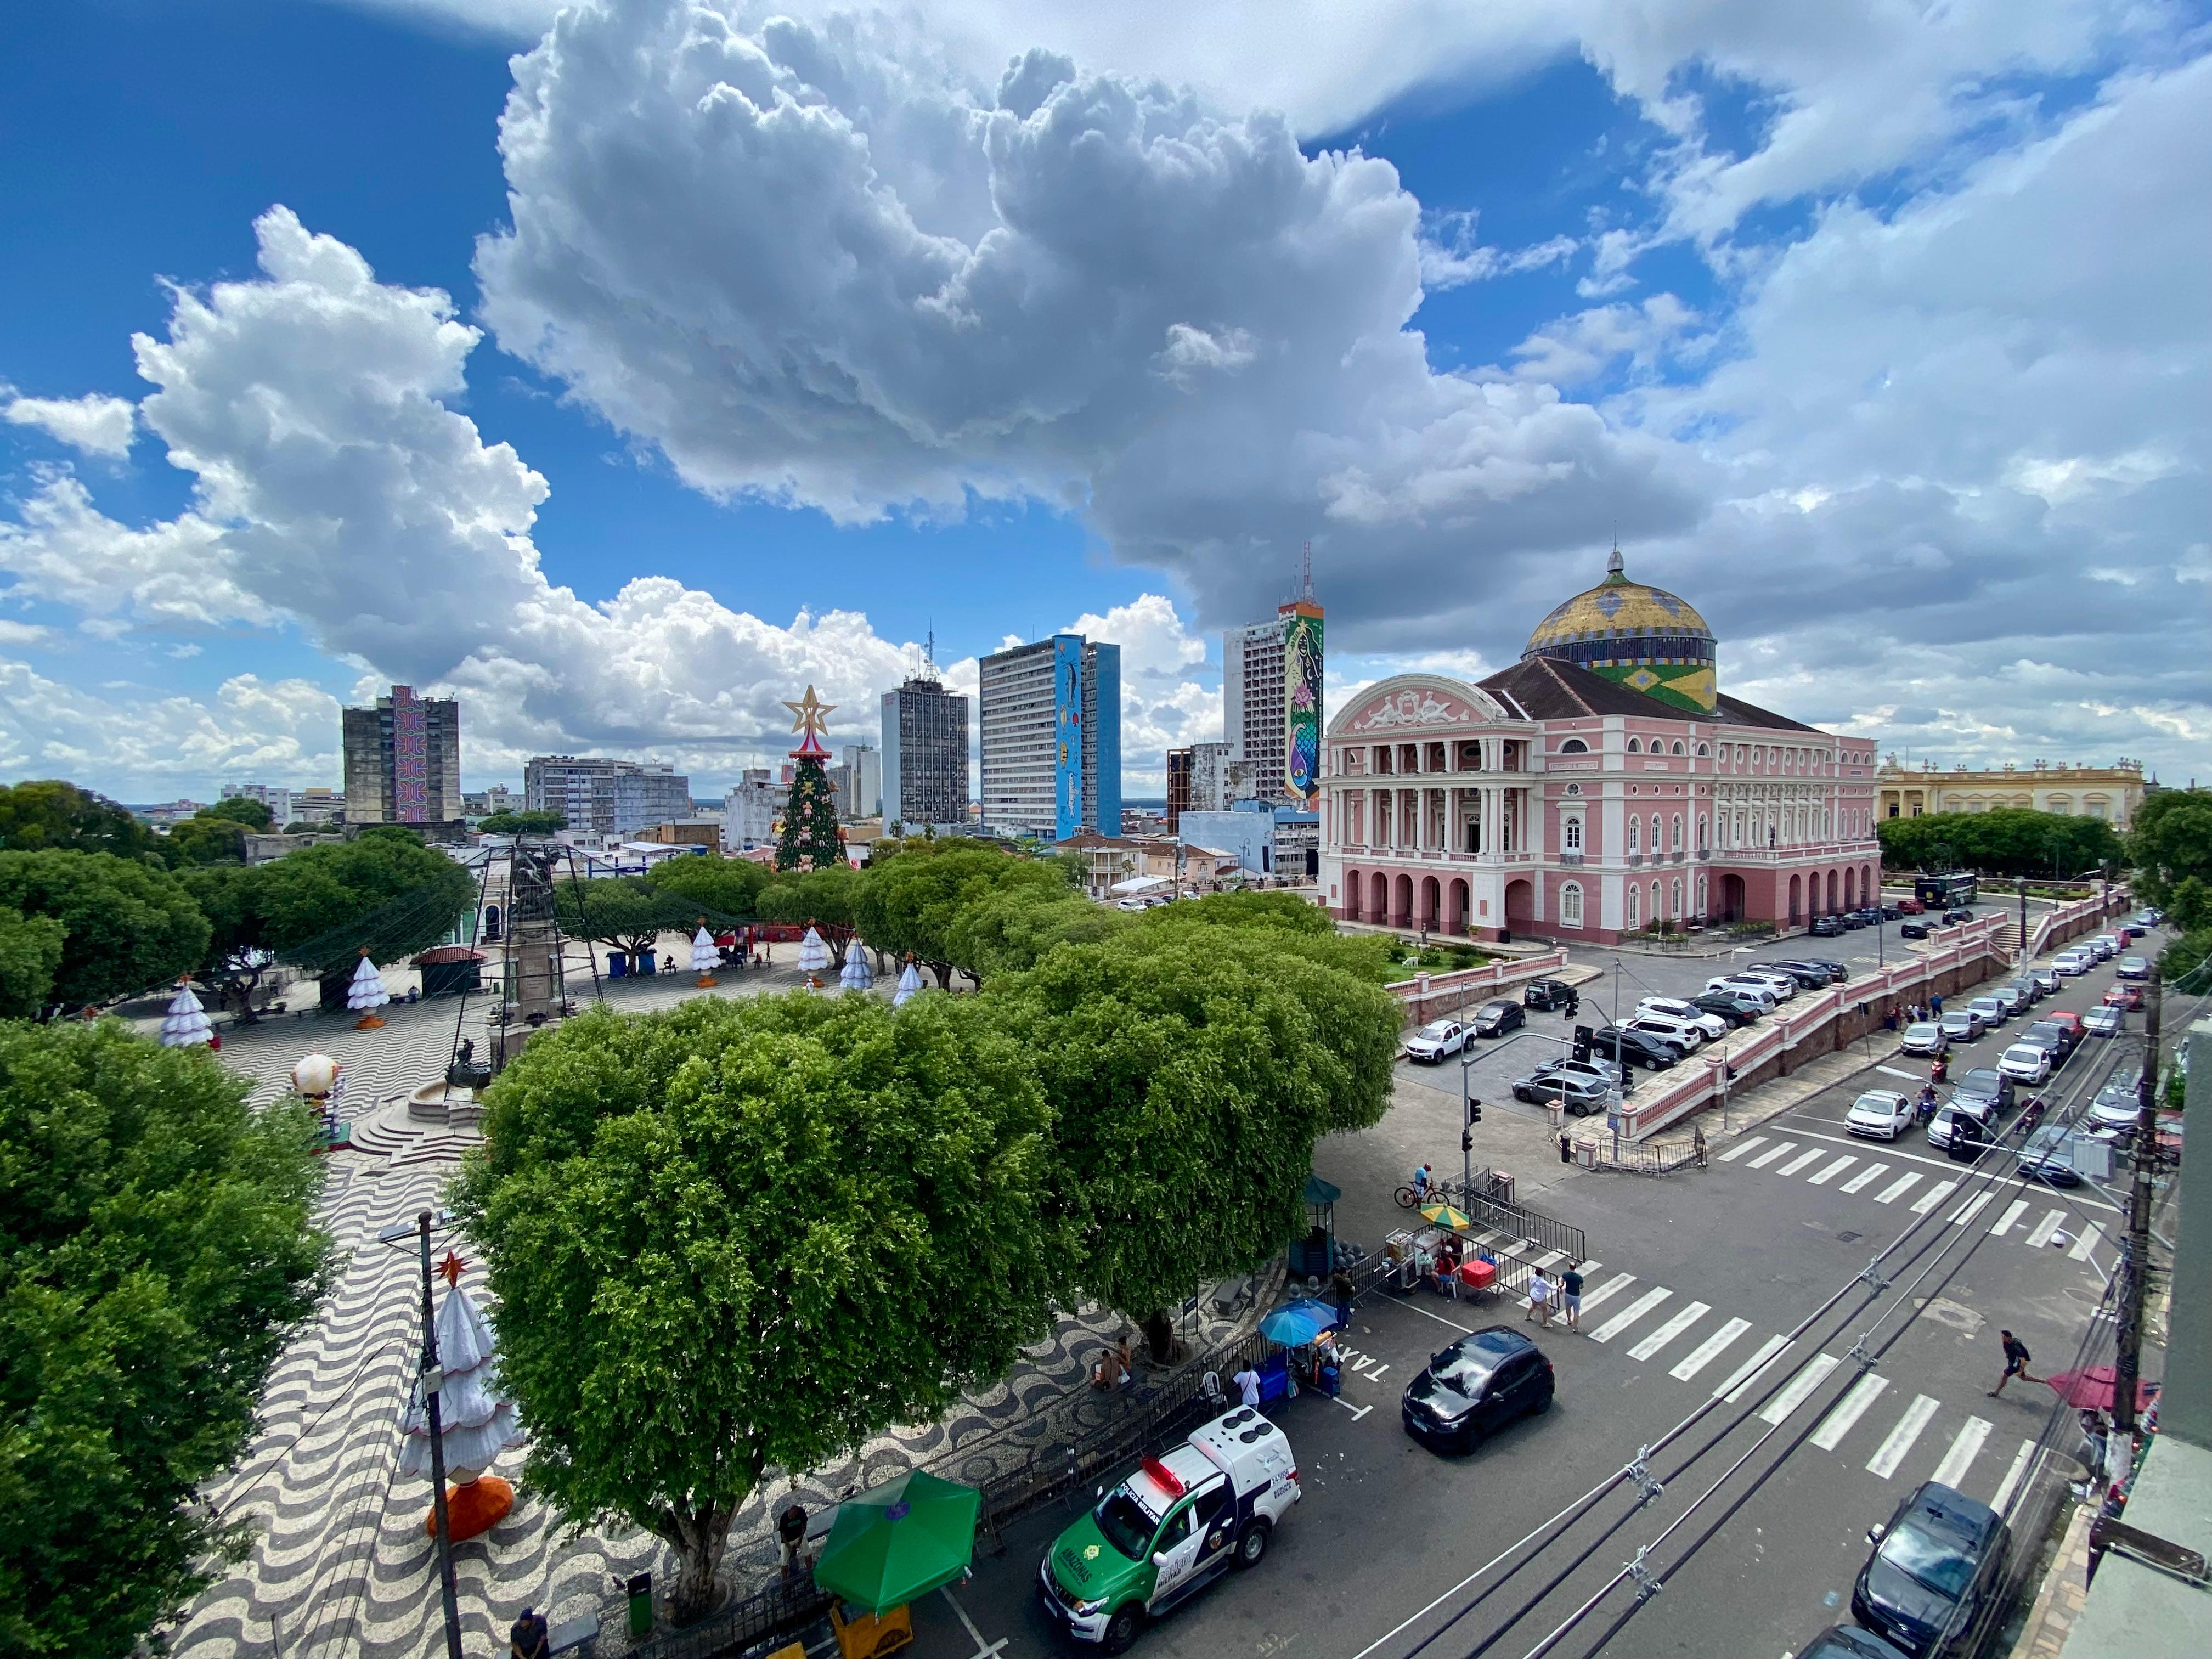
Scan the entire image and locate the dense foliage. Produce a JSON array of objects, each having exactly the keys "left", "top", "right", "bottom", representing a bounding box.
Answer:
[
  {"left": 0, "top": 1021, "right": 331, "bottom": 1657},
  {"left": 1875, "top": 808, "right": 2121, "bottom": 880},
  {"left": 645, "top": 852, "right": 772, "bottom": 918},
  {"left": 0, "top": 780, "right": 160, "bottom": 861},
  {"left": 0, "top": 910, "right": 67, "bottom": 1019},
  {"left": 2130, "top": 791, "right": 2212, "bottom": 986},
  {"left": 477, "top": 810, "right": 567, "bottom": 835},
  {"left": 0, "top": 851, "right": 210, "bottom": 1011},
  {"left": 455, "top": 995, "right": 1058, "bottom": 1620}
]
